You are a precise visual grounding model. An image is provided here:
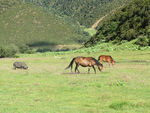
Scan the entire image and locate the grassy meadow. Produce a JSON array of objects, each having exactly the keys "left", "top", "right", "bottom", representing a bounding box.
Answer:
[{"left": 0, "top": 48, "right": 150, "bottom": 113}]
